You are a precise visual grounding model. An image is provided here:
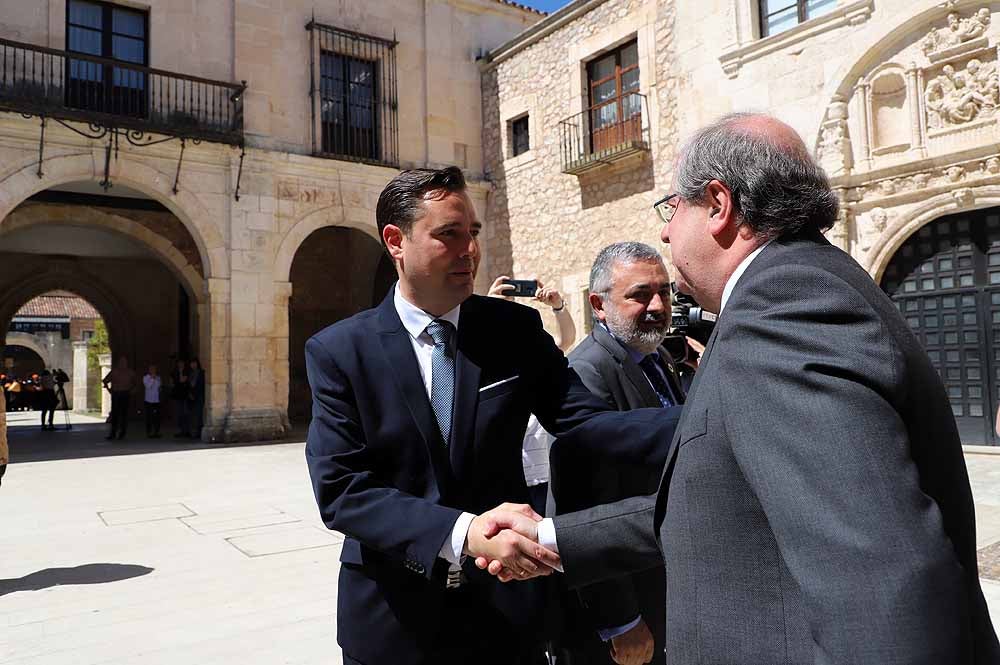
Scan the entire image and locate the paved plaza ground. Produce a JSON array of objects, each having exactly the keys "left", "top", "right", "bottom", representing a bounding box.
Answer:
[{"left": 1, "top": 412, "right": 1000, "bottom": 664}]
